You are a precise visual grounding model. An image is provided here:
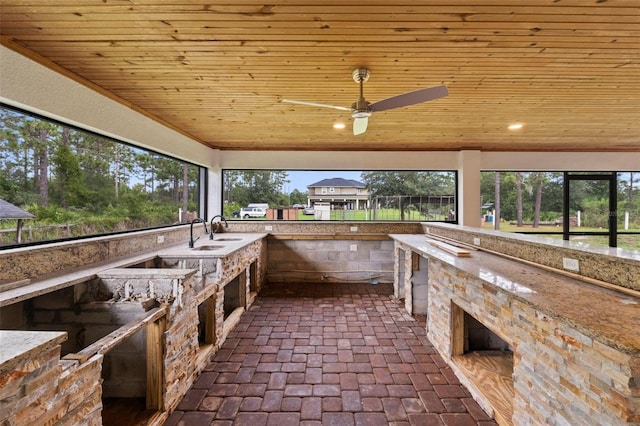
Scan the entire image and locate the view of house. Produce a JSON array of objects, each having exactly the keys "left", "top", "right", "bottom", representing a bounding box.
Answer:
[{"left": 306, "top": 177, "right": 370, "bottom": 211}]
